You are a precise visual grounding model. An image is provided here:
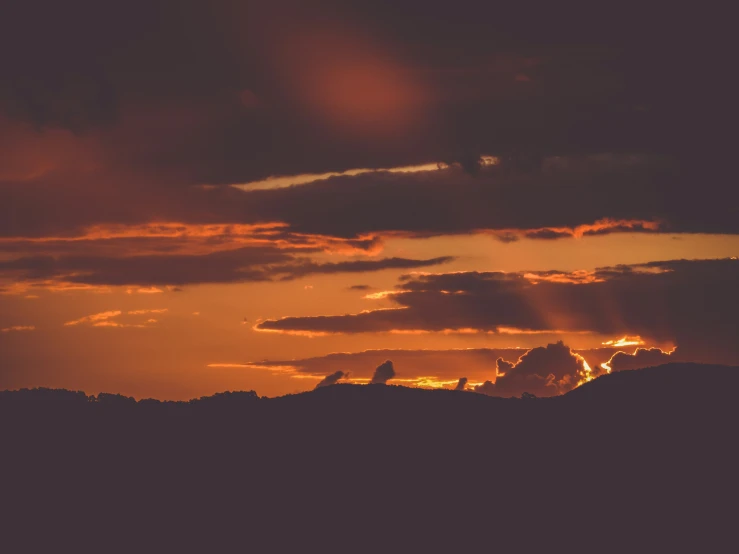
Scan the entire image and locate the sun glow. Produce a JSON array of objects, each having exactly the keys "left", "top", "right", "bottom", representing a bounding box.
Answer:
[
  {"left": 602, "top": 336, "right": 646, "bottom": 347},
  {"left": 575, "top": 353, "right": 595, "bottom": 387}
]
